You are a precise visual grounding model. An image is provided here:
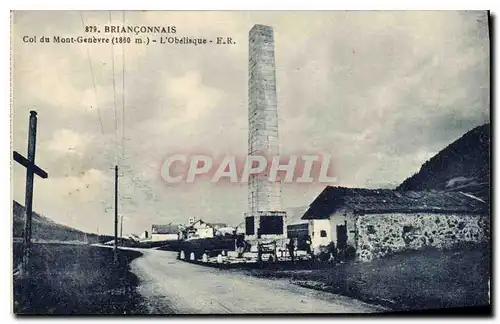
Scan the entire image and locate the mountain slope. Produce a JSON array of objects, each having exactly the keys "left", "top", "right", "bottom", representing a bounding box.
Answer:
[
  {"left": 13, "top": 201, "right": 112, "bottom": 242},
  {"left": 285, "top": 206, "right": 309, "bottom": 224},
  {"left": 397, "top": 123, "right": 490, "bottom": 203}
]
